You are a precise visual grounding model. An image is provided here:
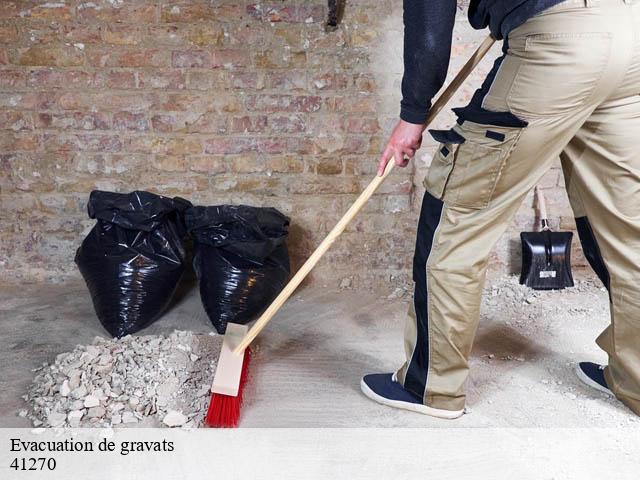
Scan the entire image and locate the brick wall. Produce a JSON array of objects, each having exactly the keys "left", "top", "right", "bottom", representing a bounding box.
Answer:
[{"left": 0, "top": 1, "right": 587, "bottom": 288}]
